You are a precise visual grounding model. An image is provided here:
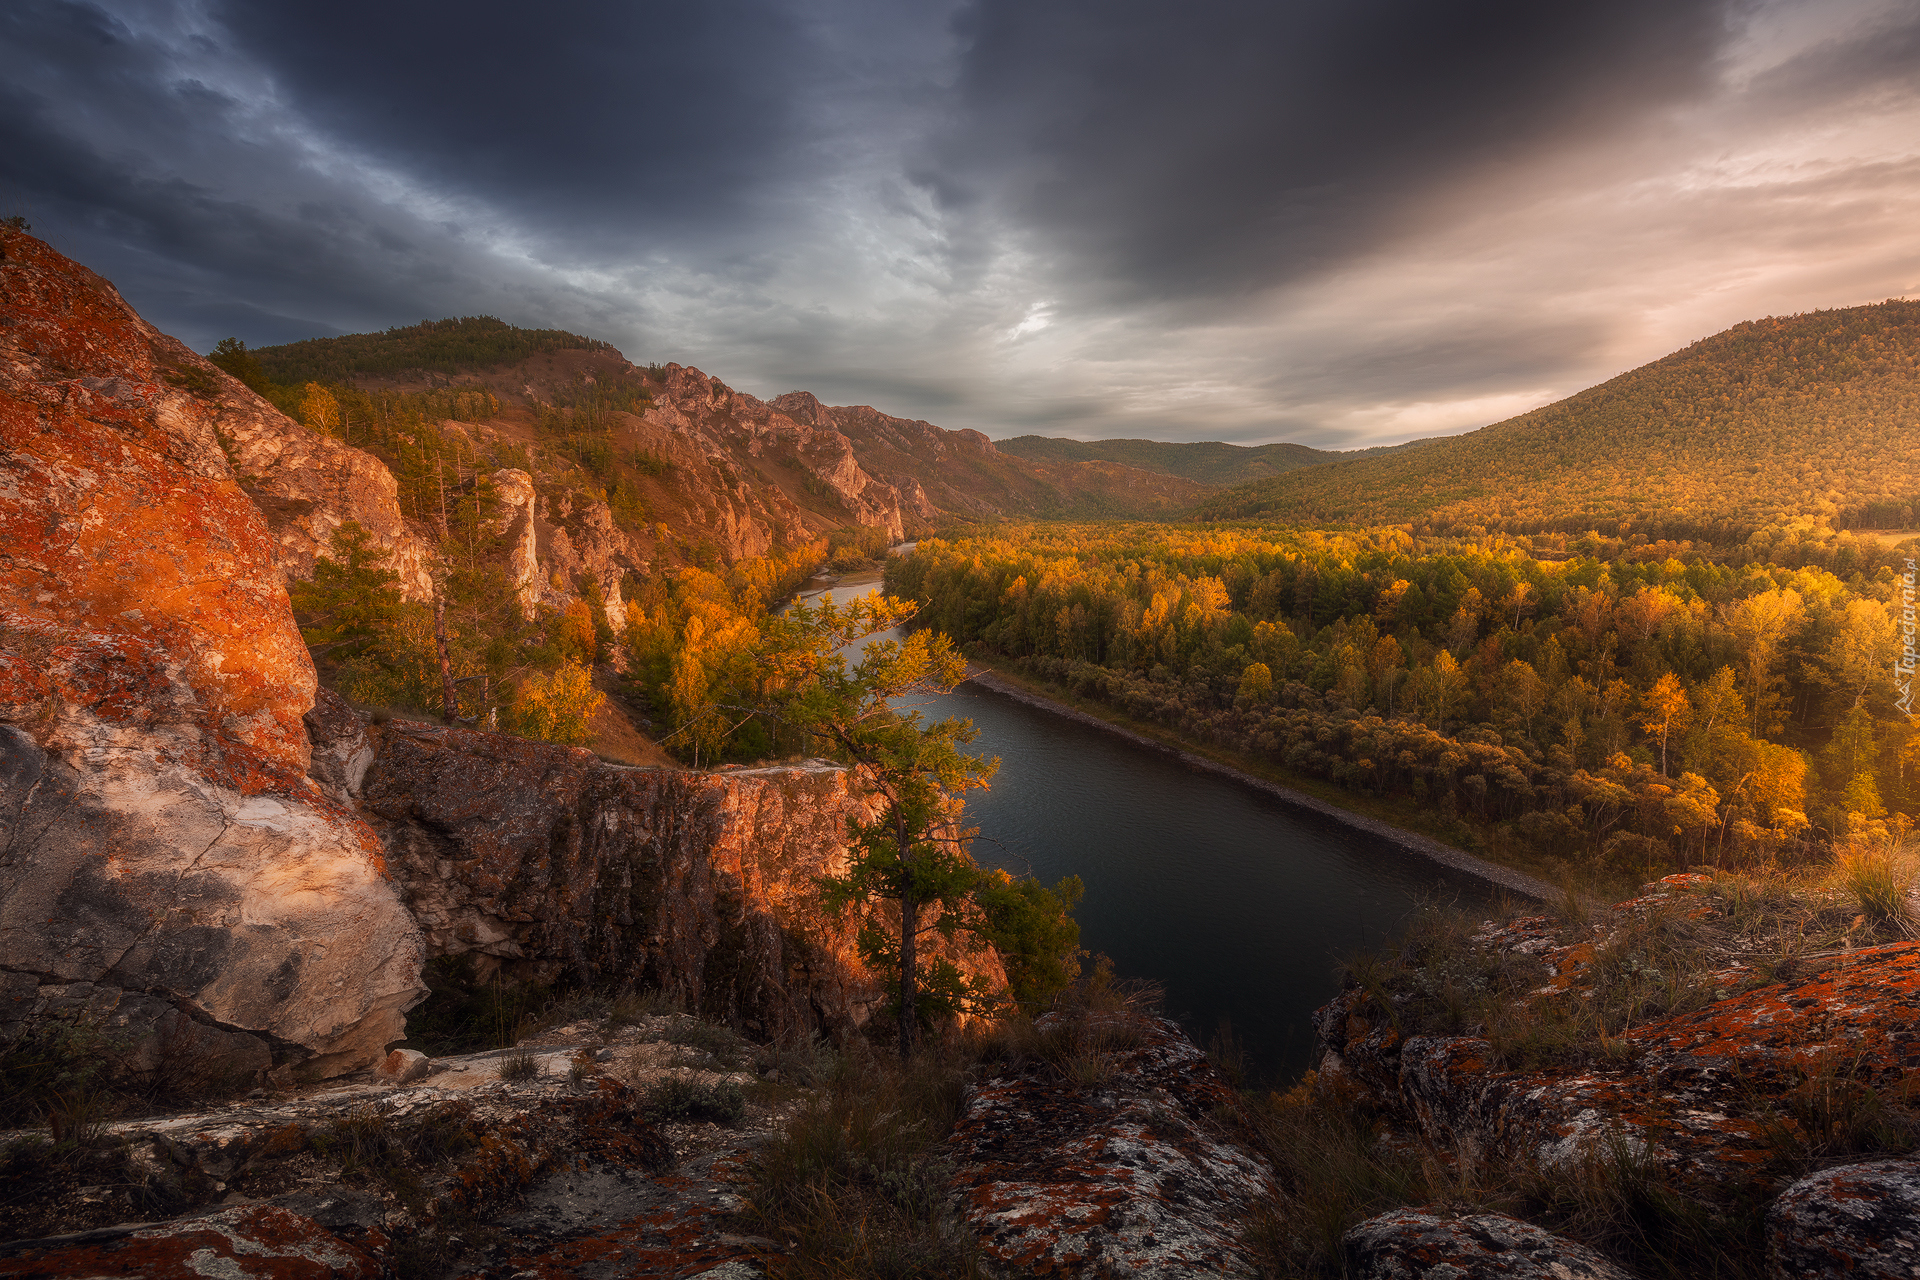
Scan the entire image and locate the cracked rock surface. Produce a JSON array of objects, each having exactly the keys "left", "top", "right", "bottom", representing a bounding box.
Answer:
[
  {"left": 0, "top": 226, "right": 425, "bottom": 1078},
  {"left": 0, "top": 1015, "right": 794, "bottom": 1278}
]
